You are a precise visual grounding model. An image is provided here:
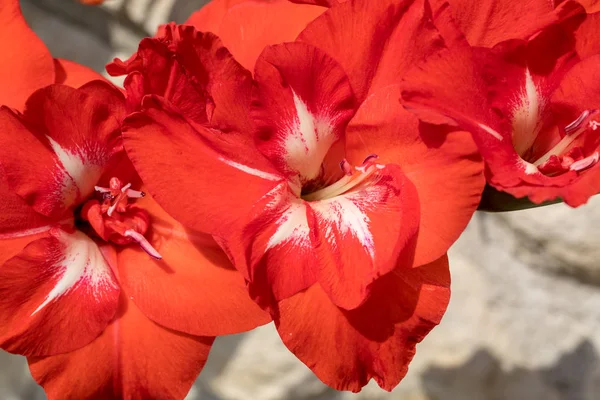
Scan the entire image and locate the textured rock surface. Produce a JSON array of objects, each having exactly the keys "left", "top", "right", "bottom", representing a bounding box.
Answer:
[{"left": 2, "top": 1, "right": 599, "bottom": 399}]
